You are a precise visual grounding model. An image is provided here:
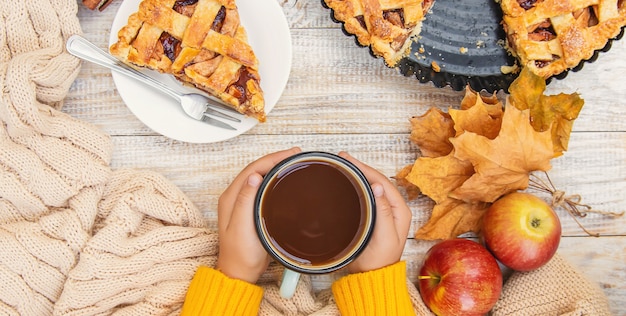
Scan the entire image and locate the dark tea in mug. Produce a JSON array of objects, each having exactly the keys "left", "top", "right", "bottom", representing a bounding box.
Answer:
[{"left": 255, "top": 152, "right": 375, "bottom": 273}]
